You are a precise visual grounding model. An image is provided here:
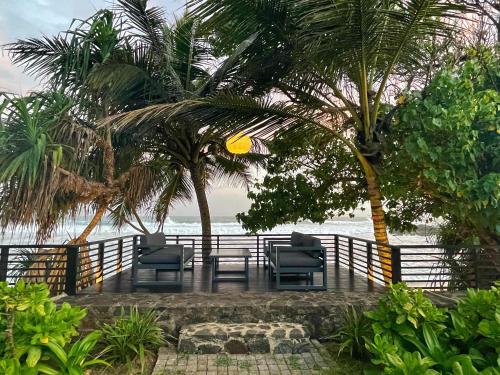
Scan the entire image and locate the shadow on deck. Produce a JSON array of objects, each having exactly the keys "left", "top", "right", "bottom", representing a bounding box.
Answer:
[{"left": 80, "top": 264, "right": 385, "bottom": 295}]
